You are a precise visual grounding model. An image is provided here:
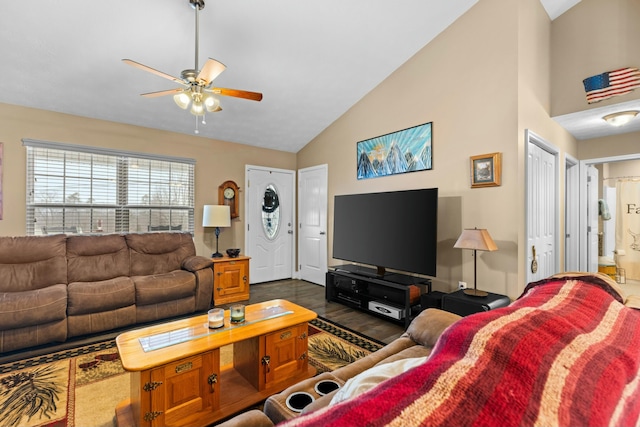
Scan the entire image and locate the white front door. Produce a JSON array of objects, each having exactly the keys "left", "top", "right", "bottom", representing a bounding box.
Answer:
[
  {"left": 526, "top": 131, "right": 559, "bottom": 285},
  {"left": 245, "top": 166, "right": 295, "bottom": 283},
  {"left": 298, "top": 164, "right": 328, "bottom": 286}
]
